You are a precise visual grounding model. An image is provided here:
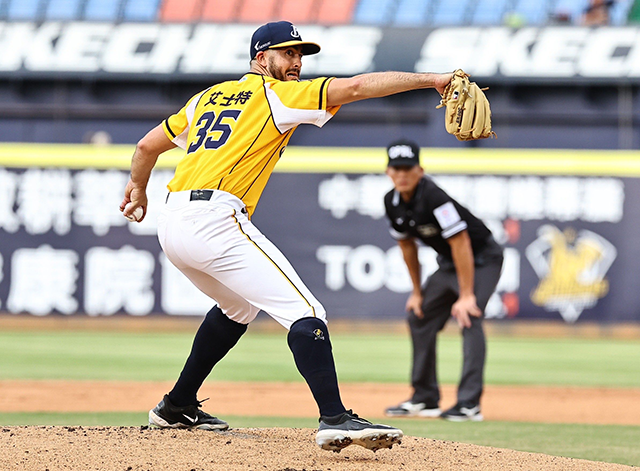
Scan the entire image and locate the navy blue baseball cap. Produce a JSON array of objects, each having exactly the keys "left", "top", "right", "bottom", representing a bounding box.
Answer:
[
  {"left": 250, "top": 21, "right": 321, "bottom": 60},
  {"left": 387, "top": 140, "right": 421, "bottom": 167}
]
